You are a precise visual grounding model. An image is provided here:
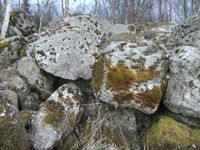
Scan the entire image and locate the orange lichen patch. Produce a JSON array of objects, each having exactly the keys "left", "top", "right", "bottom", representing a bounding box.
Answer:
[
  {"left": 134, "top": 86, "right": 162, "bottom": 109},
  {"left": 107, "top": 63, "right": 136, "bottom": 91},
  {"left": 113, "top": 92, "right": 134, "bottom": 104},
  {"left": 41, "top": 100, "right": 65, "bottom": 127},
  {"left": 92, "top": 56, "right": 107, "bottom": 92}
]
